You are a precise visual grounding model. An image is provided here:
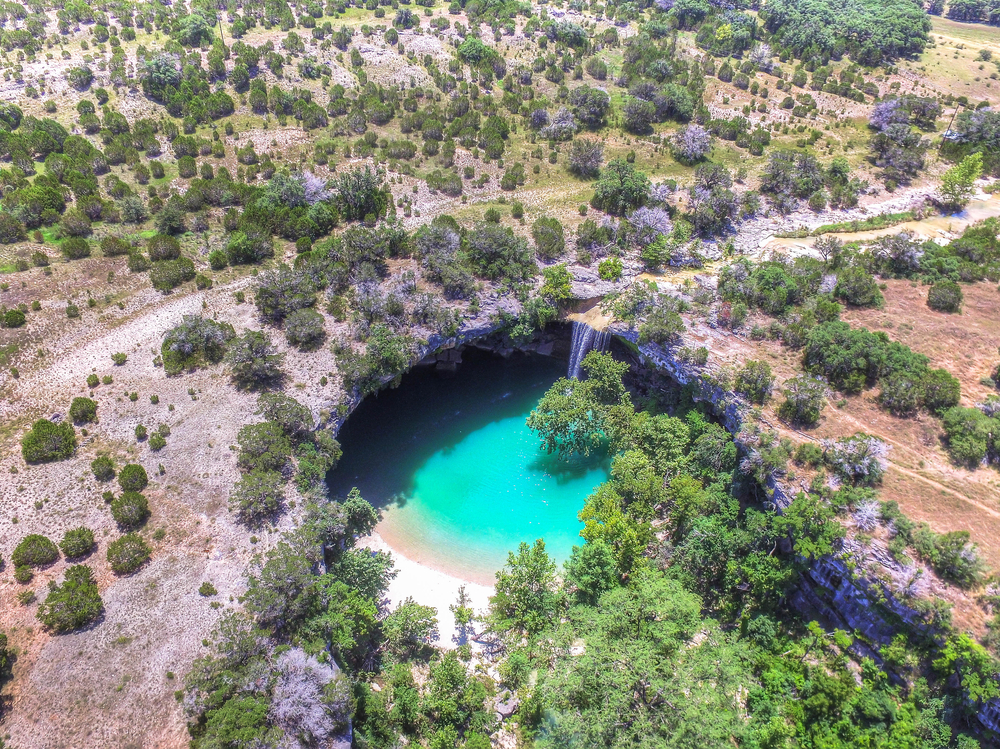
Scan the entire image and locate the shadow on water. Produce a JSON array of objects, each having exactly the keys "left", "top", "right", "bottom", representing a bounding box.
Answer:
[{"left": 327, "top": 348, "right": 570, "bottom": 511}]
